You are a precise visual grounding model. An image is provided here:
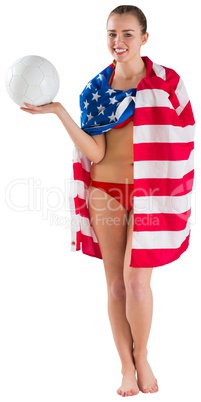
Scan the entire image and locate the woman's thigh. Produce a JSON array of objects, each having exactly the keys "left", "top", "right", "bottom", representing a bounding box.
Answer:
[
  {"left": 123, "top": 211, "right": 153, "bottom": 286},
  {"left": 88, "top": 186, "right": 128, "bottom": 281}
]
